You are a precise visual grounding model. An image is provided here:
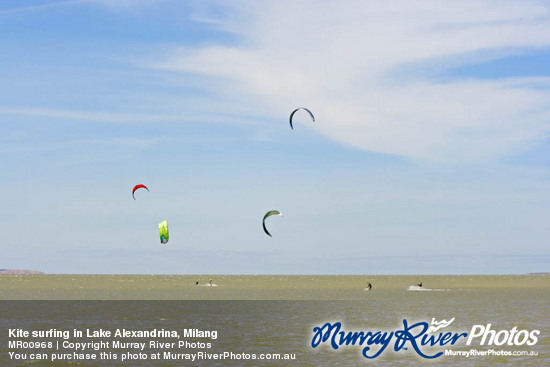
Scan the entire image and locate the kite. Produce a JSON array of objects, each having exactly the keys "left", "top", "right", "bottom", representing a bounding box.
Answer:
[
  {"left": 159, "top": 220, "right": 169, "bottom": 244},
  {"left": 289, "top": 107, "right": 315, "bottom": 130},
  {"left": 132, "top": 184, "right": 149, "bottom": 200},
  {"left": 263, "top": 210, "right": 283, "bottom": 237}
]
